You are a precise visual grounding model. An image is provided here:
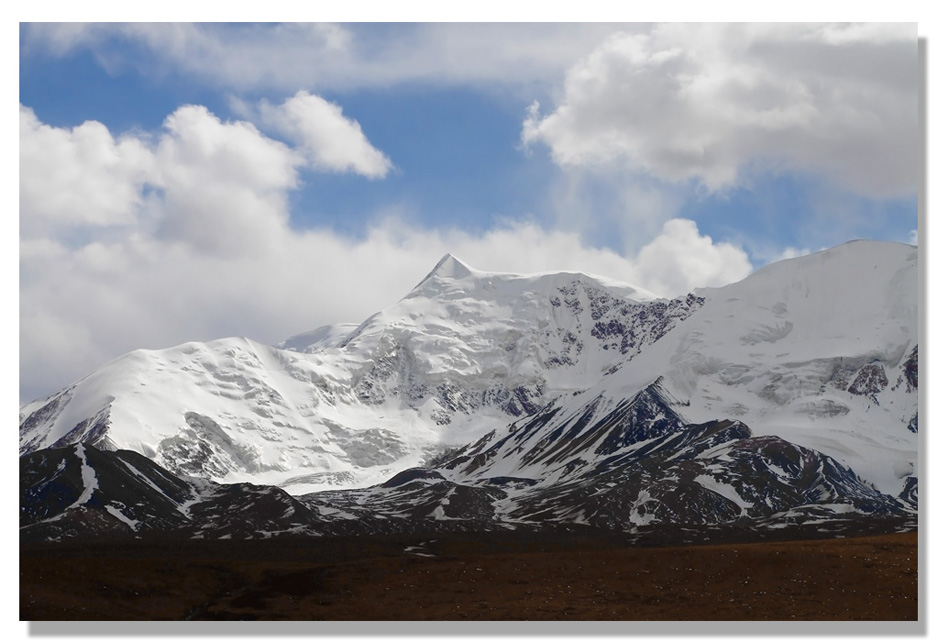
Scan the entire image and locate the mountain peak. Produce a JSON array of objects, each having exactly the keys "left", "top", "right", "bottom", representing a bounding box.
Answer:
[
  {"left": 429, "top": 253, "right": 474, "bottom": 279},
  {"left": 411, "top": 254, "right": 477, "bottom": 292}
]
